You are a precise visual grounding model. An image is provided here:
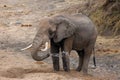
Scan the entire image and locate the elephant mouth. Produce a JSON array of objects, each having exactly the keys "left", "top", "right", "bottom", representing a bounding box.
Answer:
[
  {"left": 53, "top": 34, "right": 60, "bottom": 43},
  {"left": 39, "top": 42, "right": 50, "bottom": 51},
  {"left": 21, "top": 41, "right": 50, "bottom": 51},
  {"left": 54, "top": 34, "right": 57, "bottom": 40}
]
